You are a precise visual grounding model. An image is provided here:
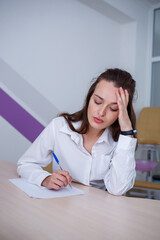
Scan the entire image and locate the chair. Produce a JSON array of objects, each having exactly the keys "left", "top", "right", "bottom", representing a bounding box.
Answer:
[{"left": 135, "top": 107, "right": 160, "bottom": 182}]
